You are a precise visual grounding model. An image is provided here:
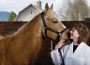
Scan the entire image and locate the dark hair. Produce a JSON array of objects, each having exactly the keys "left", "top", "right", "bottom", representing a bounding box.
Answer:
[{"left": 73, "top": 22, "right": 89, "bottom": 43}]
